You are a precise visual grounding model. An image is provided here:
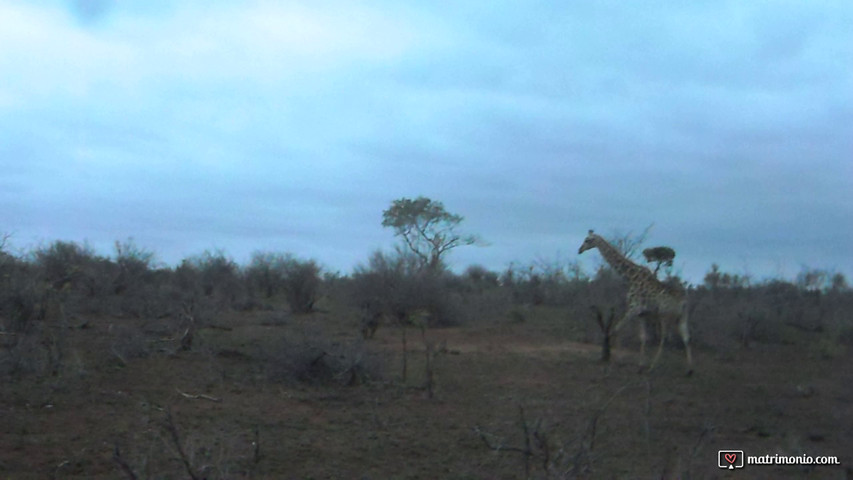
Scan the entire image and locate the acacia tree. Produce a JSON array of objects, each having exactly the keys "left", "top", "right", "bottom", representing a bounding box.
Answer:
[
  {"left": 643, "top": 246, "right": 675, "bottom": 276},
  {"left": 382, "top": 196, "right": 478, "bottom": 273}
]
